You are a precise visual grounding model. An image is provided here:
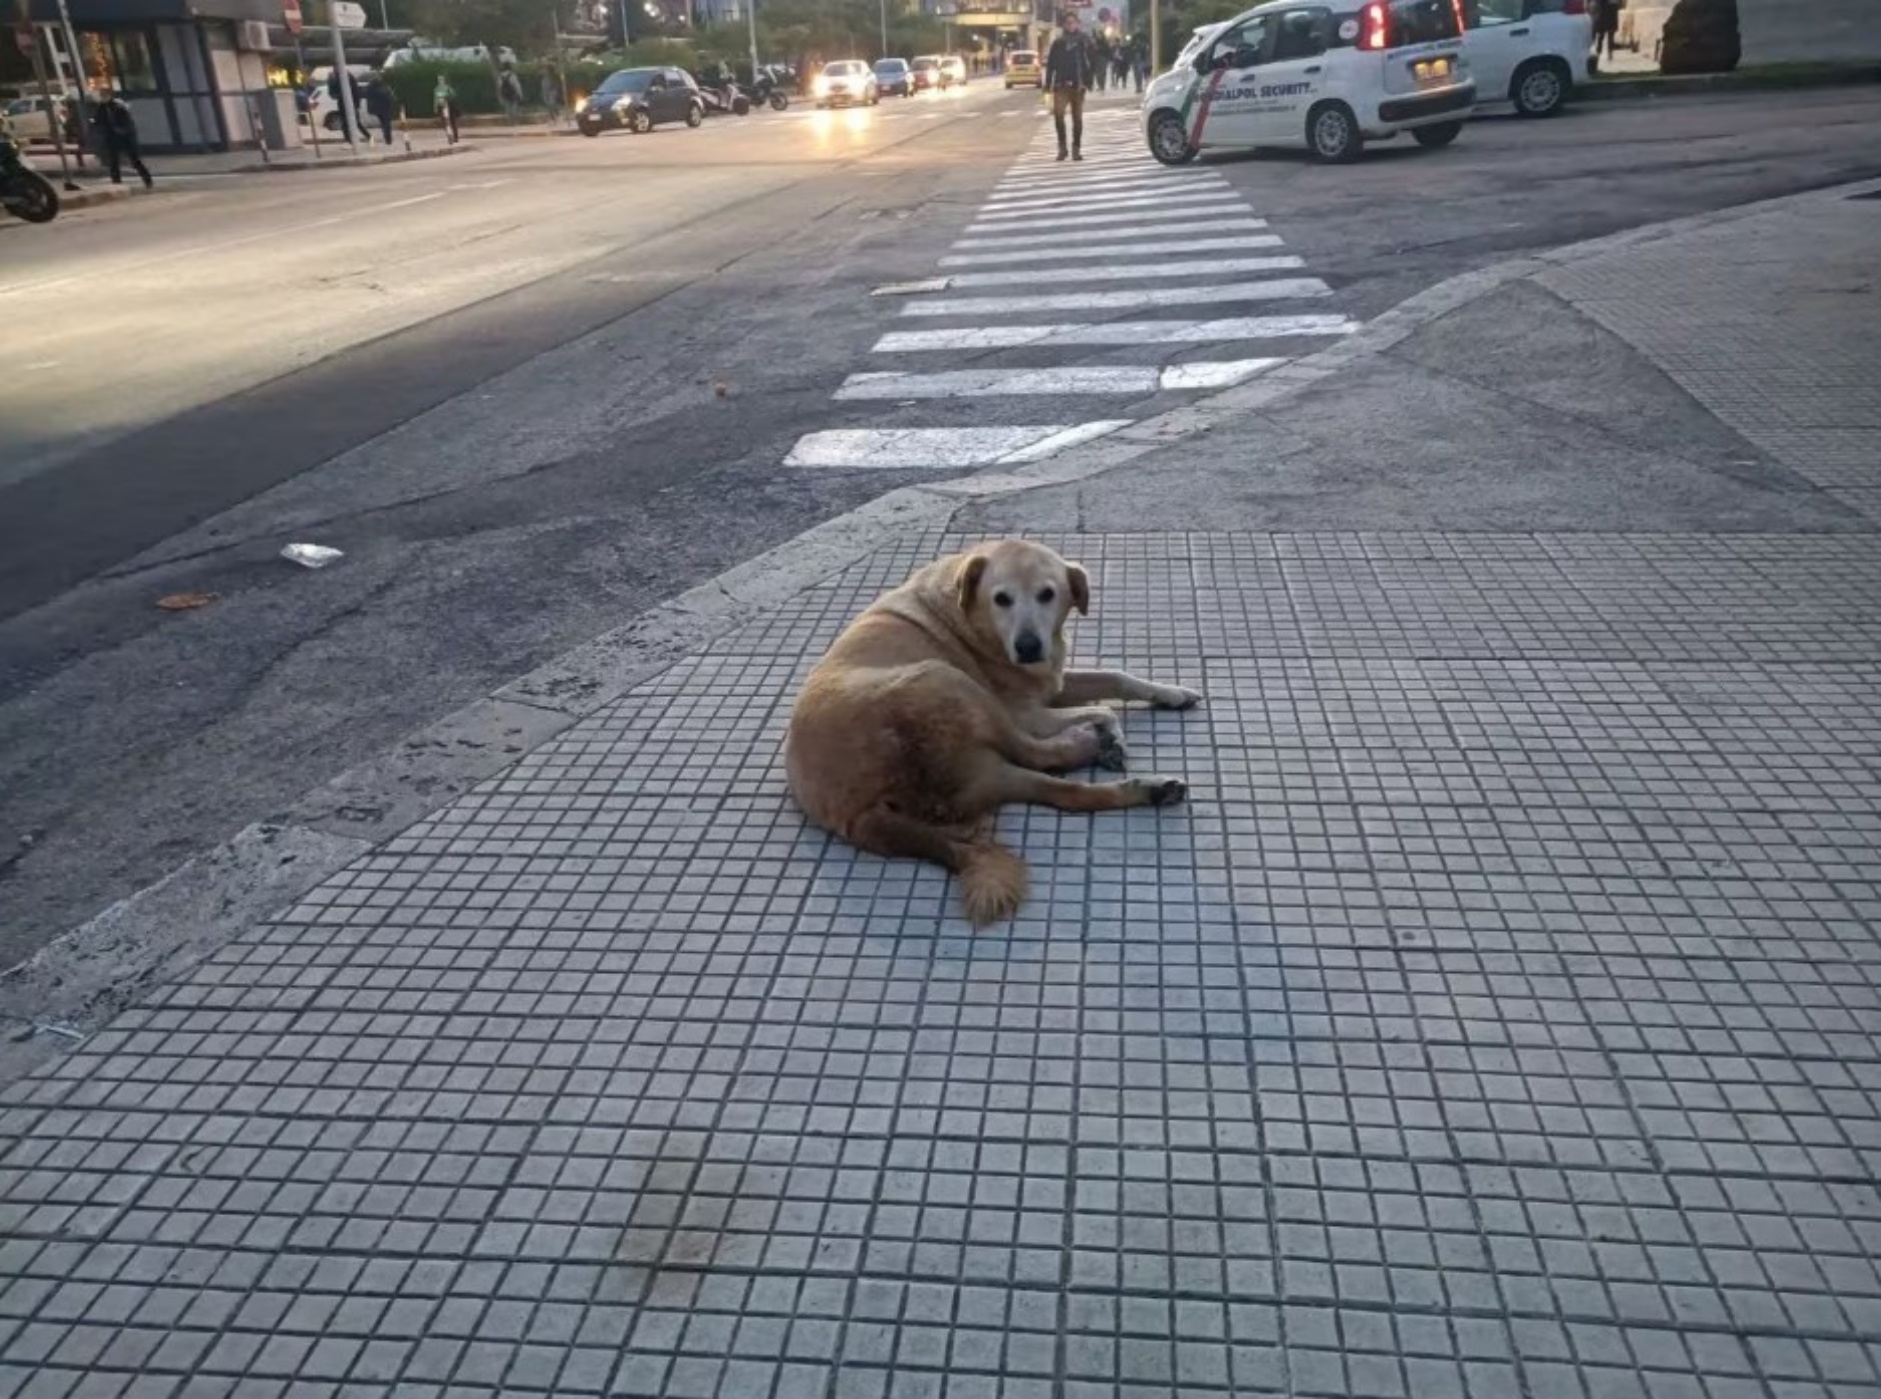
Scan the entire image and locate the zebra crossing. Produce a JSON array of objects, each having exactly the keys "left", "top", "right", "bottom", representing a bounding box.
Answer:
[{"left": 784, "top": 107, "right": 1360, "bottom": 471}]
